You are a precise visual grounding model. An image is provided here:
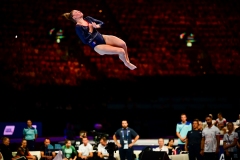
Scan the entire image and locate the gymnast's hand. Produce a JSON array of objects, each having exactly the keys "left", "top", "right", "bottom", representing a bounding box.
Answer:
[
  {"left": 88, "top": 23, "right": 93, "bottom": 33},
  {"left": 91, "top": 22, "right": 98, "bottom": 28}
]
